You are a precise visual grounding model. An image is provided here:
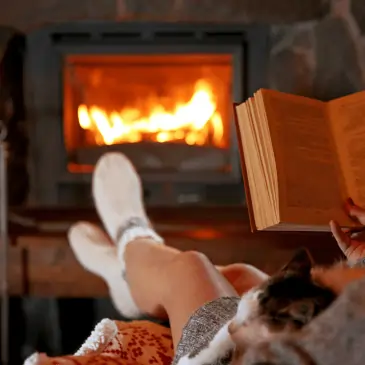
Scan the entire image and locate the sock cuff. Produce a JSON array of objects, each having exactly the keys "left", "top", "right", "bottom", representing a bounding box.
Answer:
[{"left": 117, "top": 226, "right": 164, "bottom": 265}]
